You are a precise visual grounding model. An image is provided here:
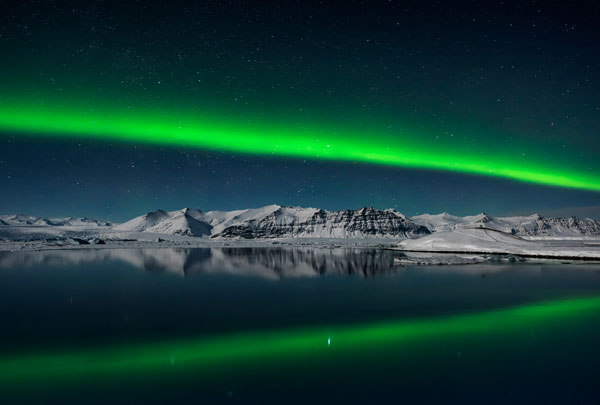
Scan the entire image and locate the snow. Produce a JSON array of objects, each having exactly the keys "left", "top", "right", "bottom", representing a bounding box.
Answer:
[
  {"left": 113, "top": 208, "right": 212, "bottom": 236},
  {"left": 393, "top": 252, "right": 526, "bottom": 266},
  {"left": 411, "top": 212, "right": 480, "bottom": 231},
  {"left": 203, "top": 205, "right": 321, "bottom": 233},
  {"left": 410, "top": 212, "right": 540, "bottom": 232},
  {"left": 0, "top": 214, "right": 113, "bottom": 227},
  {"left": 145, "top": 210, "right": 212, "bottom": 236},
  {"left": 398, "top": 227, "right": 600, "bottom": 259},
  {"left": 204, "top": 204, "right": 286, "bottom": 234},
  {"left": 2, "top": 207, "right": 600, "bottom": 261},
  {"left": 410, "top": 212, "right": 600, "bottom": 237},
  {"left": 112, "top": 209, "right": 170, "bottom": 232},
  {"left": 108, "top": 205, "right": 421, "bottom": 239}
]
